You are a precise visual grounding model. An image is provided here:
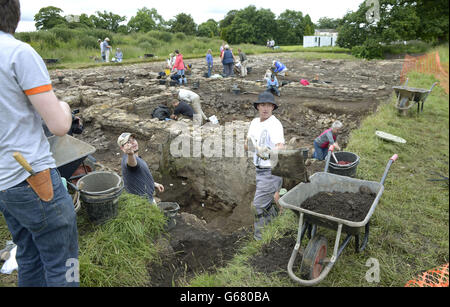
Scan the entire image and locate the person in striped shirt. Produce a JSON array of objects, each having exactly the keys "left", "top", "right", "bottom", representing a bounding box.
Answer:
[{"left": 312, "top": 121, "right": 343, "bottom": 160}]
